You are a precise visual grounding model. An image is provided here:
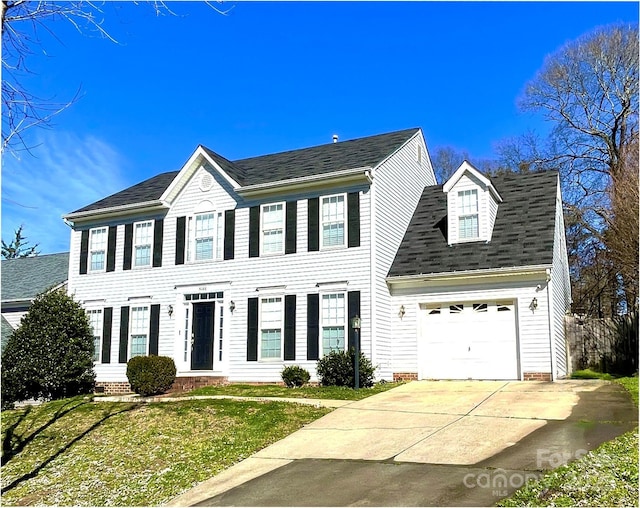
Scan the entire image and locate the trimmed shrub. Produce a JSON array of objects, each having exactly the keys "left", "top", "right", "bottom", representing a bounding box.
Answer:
[
  {"left": 126, "top": 355, "right": 176, "bottom": 397},
  {"left": 1, "top": 288, "right": 95, "bottom": 409},
  {"left": 316, "top": 349, "right": 376, "bottom": 388},
  {"left": 281, "top": 365, "right": 311, "bottom": 388}
]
